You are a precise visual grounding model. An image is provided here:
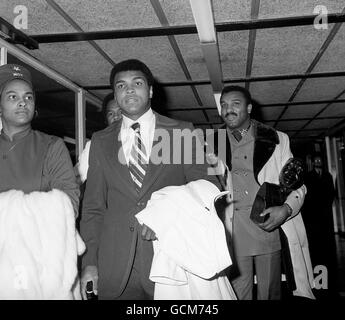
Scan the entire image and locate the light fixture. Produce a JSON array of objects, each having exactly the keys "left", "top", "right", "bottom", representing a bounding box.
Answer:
[
  {"left": 189, "top": 0, "right": 216, "bottom": 43},
  {"left": 214, "top": 92, "right": 222, "bottom": 114}
]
